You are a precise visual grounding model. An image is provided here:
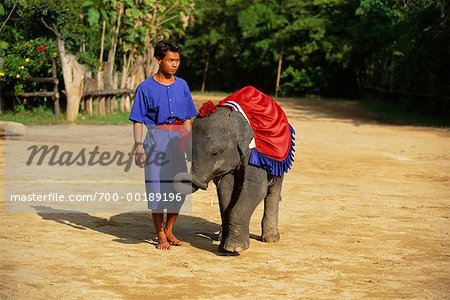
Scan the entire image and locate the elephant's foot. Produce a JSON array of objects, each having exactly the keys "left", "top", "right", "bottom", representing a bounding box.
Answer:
[
  {"left": 219, "top": 235, "right": 250, "bottom": 253},
  {"left": 261, "top": 231, "right": 280, "bottom": 243}
]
